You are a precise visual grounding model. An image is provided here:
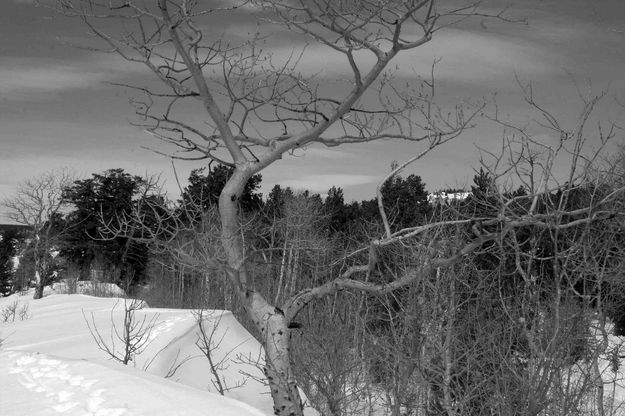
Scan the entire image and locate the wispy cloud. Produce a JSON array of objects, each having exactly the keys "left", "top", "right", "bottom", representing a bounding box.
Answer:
[
  {"left": 291, "top": 147, "right": 356, "bottom": 160},
  {"left": 0, "top": 58, "right": 109, "bottom": 98},
  {"left": 0, "top": 54, "right": 149, "bottom": 99},
  {"left": 274, "top": 174, "right": 379, "bottom": 193},
  {"left": 267, "top": 27, "right": 559, "bottom": 85},
  {"left": 414, "top": 29, "right": 559, "bottom": 82}
]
